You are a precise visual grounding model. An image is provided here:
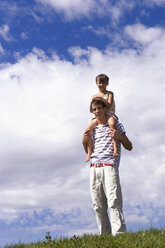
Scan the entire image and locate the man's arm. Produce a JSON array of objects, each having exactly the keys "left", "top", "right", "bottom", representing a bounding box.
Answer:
[
  {"left": 82, "top": 129, "right": 91, "bottom": 153},
  {"left": 119, "top": 134, "right": 133, "bottom": 151},
  {"left": 110, "top": 129, "right": 133, "bottom": 151}
]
